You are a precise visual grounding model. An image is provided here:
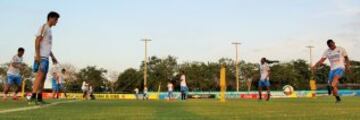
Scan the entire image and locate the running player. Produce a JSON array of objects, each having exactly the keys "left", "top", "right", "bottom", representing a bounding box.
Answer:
[
  {"left": 258, "top": 57, "right": 278, "bottom": 101},
  {"left": 180, "top": 70, "right": 188, "bottom": 100},
  {"left": 313, "top": 39, "right": 350, "bottom": 103},
  {"left": 30, "top": 11, "right": 60, "bottom": 104},
  {"left": 2, "top": 47, "right": 25, "bottom": 101}
]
